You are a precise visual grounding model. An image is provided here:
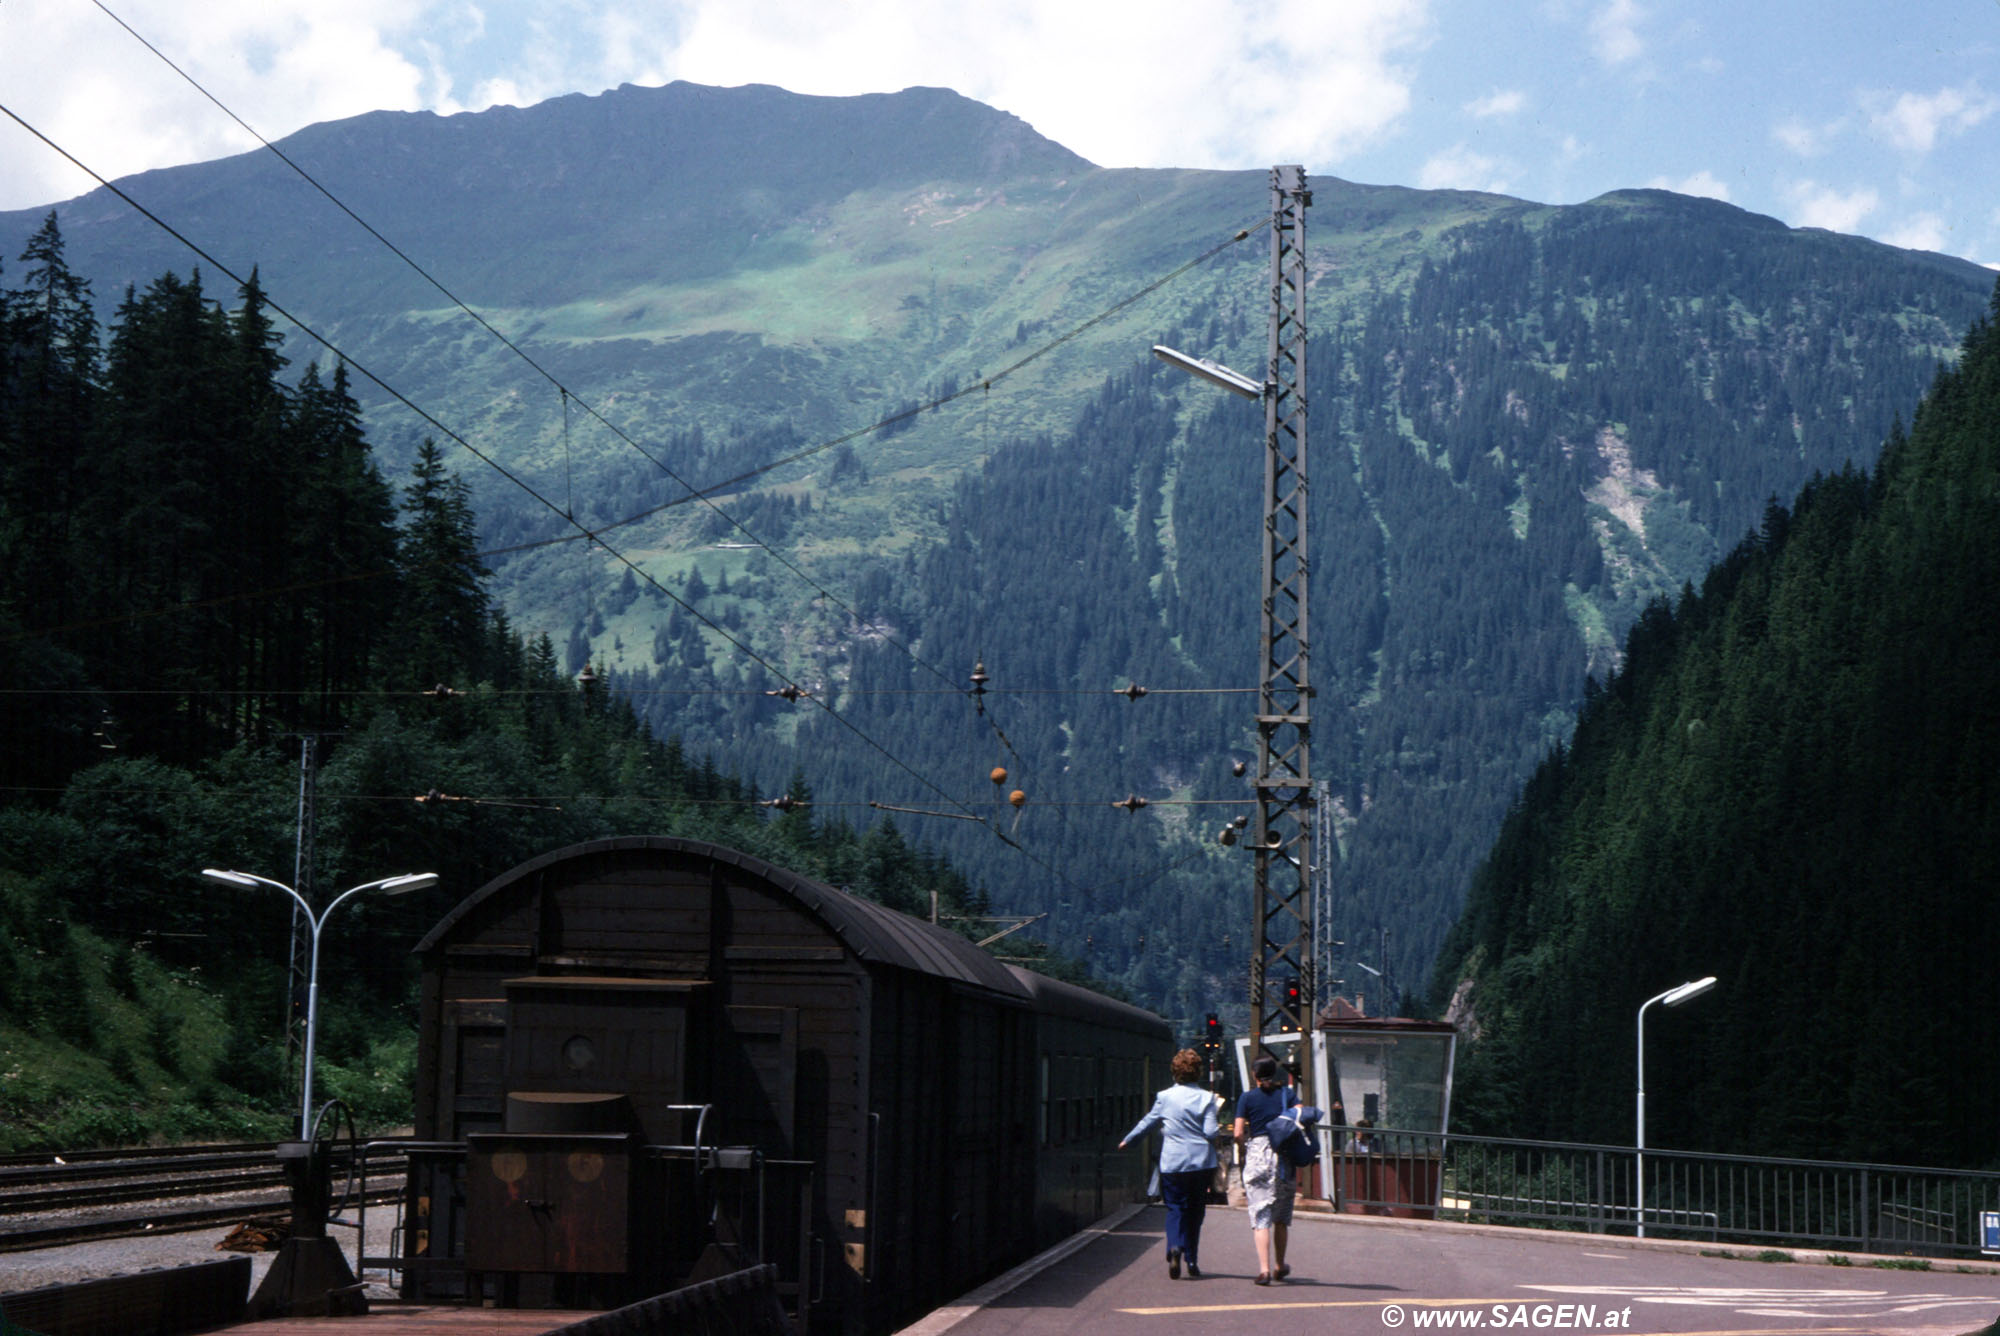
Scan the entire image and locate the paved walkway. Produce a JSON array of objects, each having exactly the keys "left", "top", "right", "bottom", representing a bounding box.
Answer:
[{"left": 901, "top": 1203, "right": 2000, "bottom": 1336}]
